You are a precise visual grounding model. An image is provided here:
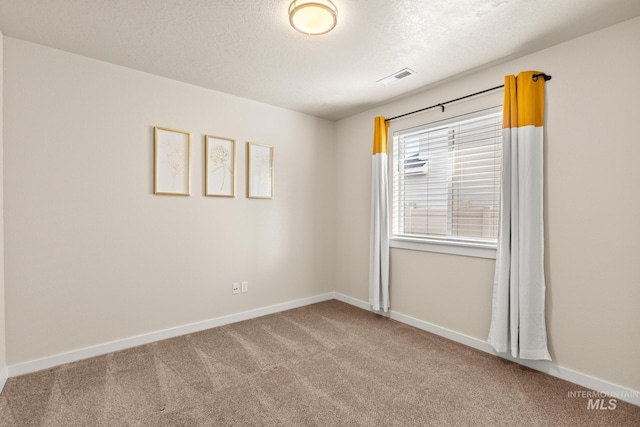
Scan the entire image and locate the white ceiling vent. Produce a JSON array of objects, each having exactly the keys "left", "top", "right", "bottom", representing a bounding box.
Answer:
[{"left": 377, "top": 68, "right": 416, "bottom": 86}]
